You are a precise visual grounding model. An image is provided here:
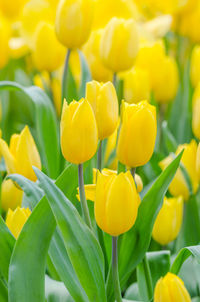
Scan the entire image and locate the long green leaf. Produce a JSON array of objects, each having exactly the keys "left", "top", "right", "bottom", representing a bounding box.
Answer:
[
  {"left": 34, "top": 167, "right": 107, "bottom": 302},
  {"left": 171, "top": 245, "right": 200, "bottom": 275},
  {"left": 8, "top": 199, "right": 56, "bottom": 302},
  {"left": 106, "top": 151, "right": 183, "bottom": 301},
  {"left": 0, "top": 81, "right": 60, "bottom": 178},
  {"left": 45, "top": 275, "right": 74, "bottom": 302},
  {"left": 0, "top": 278, "right": 8, "bottom": 302}
]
